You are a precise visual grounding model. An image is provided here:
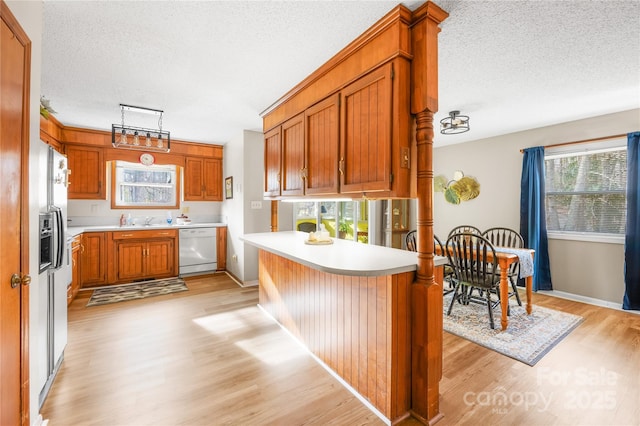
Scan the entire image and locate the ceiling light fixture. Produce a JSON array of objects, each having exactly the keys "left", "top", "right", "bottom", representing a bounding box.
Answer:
[
  {"left": 440, "top": 110, "right": 470, "bottom": 135},
  {"left": 112, "top": 104, "right": 170, "bottom": 152}
]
